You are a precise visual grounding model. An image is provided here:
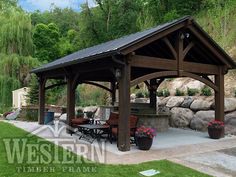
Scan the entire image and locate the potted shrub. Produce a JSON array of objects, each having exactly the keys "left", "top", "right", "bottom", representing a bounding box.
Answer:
[
  {"left": 135, "top": 126, "right": 156, "bottom": 150},
  {"left": 207, "top": 120, "right": 224, "bottom": 139}
]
